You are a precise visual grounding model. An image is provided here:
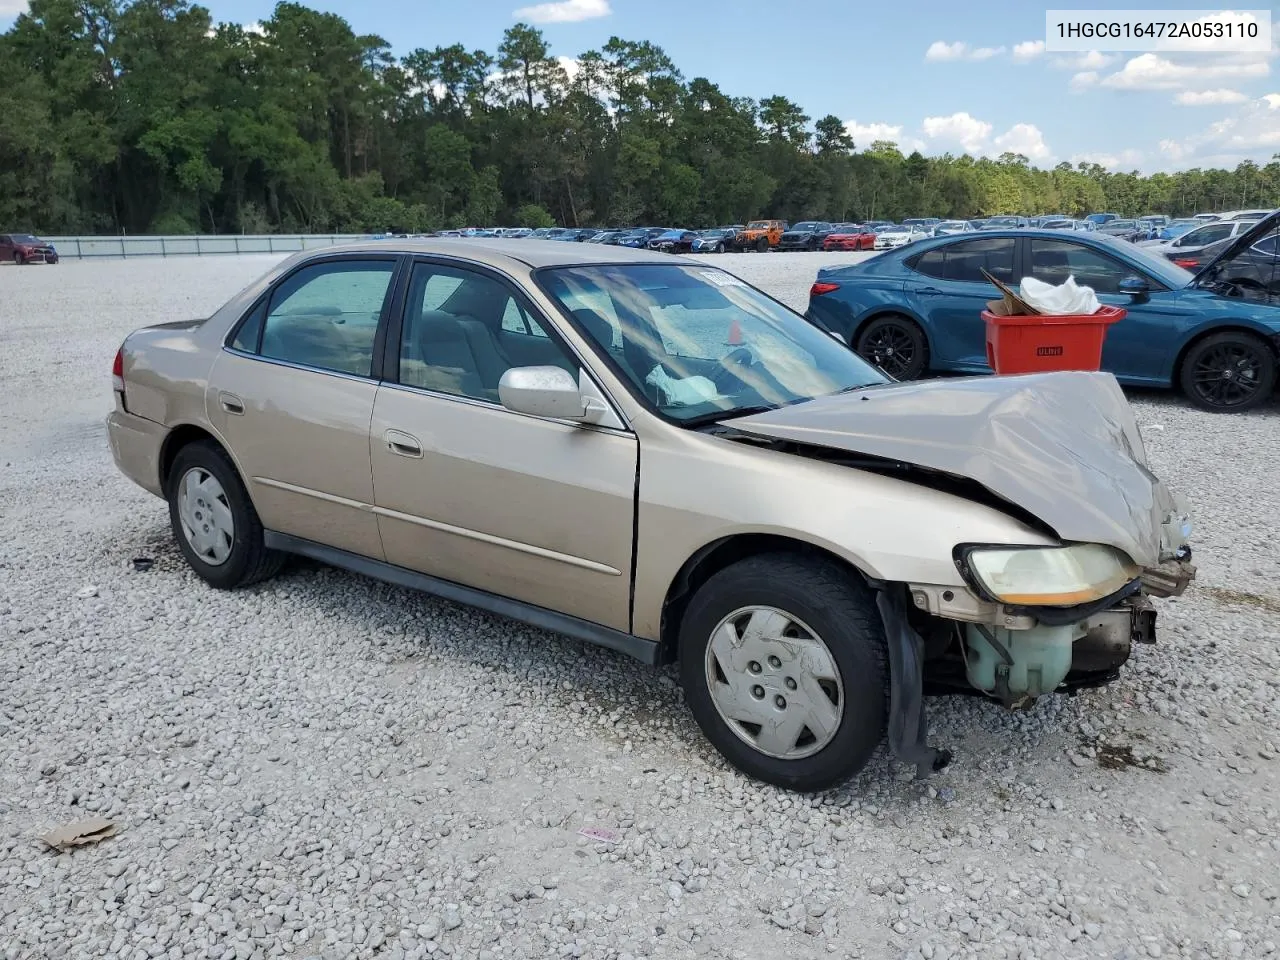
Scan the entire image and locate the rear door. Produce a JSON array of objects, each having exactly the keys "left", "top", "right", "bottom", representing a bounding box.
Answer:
[
  {"left": 207, "top": 255, "right": 401, "bottom": 558},
  {"left": 904, "top": 236, "right": 1019, "bottom": 367}
]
